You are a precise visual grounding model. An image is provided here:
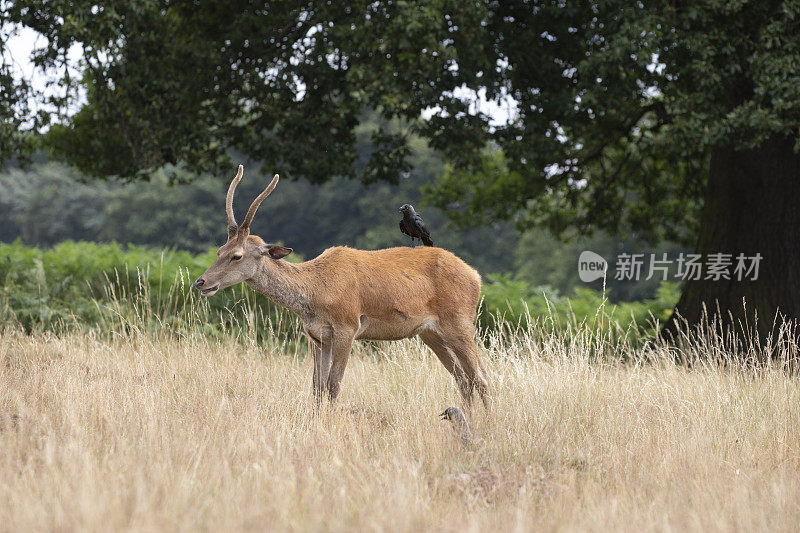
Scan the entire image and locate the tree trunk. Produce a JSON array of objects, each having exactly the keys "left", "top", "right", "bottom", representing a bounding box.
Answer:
[{"left": 662, "top": 134, "right": 800, "bottom": 347}]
